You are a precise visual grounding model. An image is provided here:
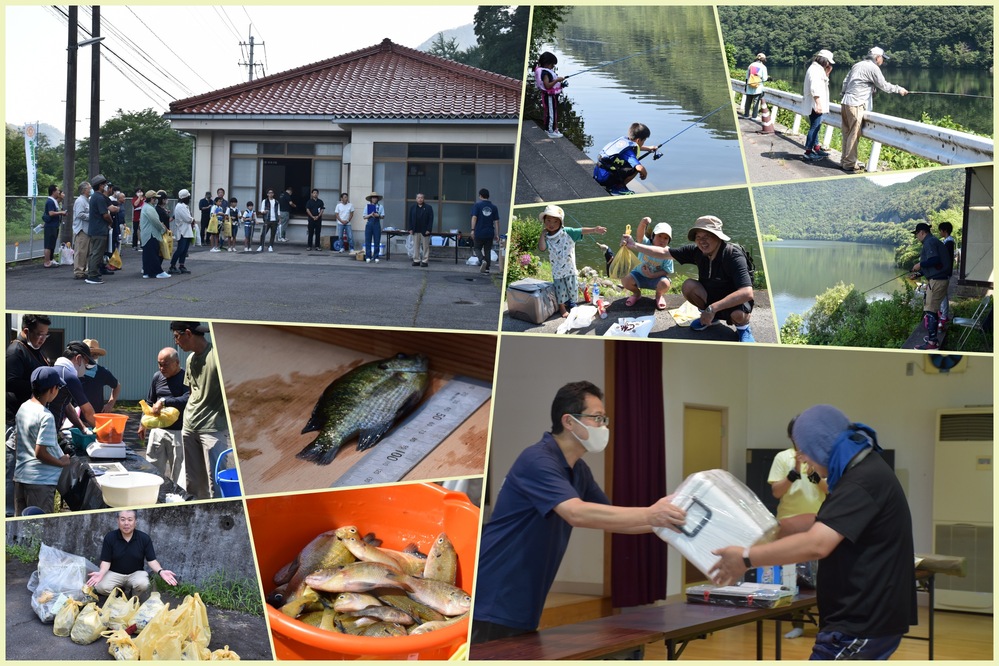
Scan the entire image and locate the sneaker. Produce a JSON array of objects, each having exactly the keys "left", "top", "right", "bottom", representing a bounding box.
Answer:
[
  {"left": 546, "top": 131, "right": 563, "bottom": 139},
  {"left": 307, "top": 247, "right": 313, "bottom": 251},
  {"left": 737, "top": 327, "right": 756, "bottom": 343},
  {"left": 243, "top": 248, "right": 250, "bottom": 252},
  {"left": 814, "top": 145, "right": 830, "bottom": 156},
  {"left": 179, "top": 267, "right": 190, "bottom": 274},
  {"left": 412, "top": 261, "right": 420, "bottom": 266},
  {"left": 257, "top": 246, "right": 263, "bottom": 252},
  {"left": 842, "top": 164, "right": 866, "bottom": 173},
  {"left": 608, "top": 186, "right": 633, "bottom": 196},
  {"left": 916, "top": 339, "right": 940, "bottom": 350},
  {"left": 210, "top": 247, "right": 221, "bottom": 253},
  {"left": 365, "top": 258, "right": 371, "bottom": 263},
  {"left": 803, "top": 151, "right": 821, "bottom": 162},
  {"left": 141, "top": 275, "right": 151, "bottom": 279},
  {"left": 85, "top": 277, "right": 104, "bottom": 285},
  {"left": 784, "top": 627, "right": 804, "bottom": 640},
  {"left": 420, "top": 262, "right": 428, "bottom": 268},
  {"left": 155, "top": 272, "right": 171, "bottom": 279},
  {"left": 690, "top": 318, "right": 719, "bottom": 332},
  {"left": 268, "top": 246, "right": 273, "bottom": 252},
  {"left": 374, "top": 258, "right": 379, "bottom": 263},
  {"left": 167, "top": 267, "right": 178, "bottom": 274}
]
